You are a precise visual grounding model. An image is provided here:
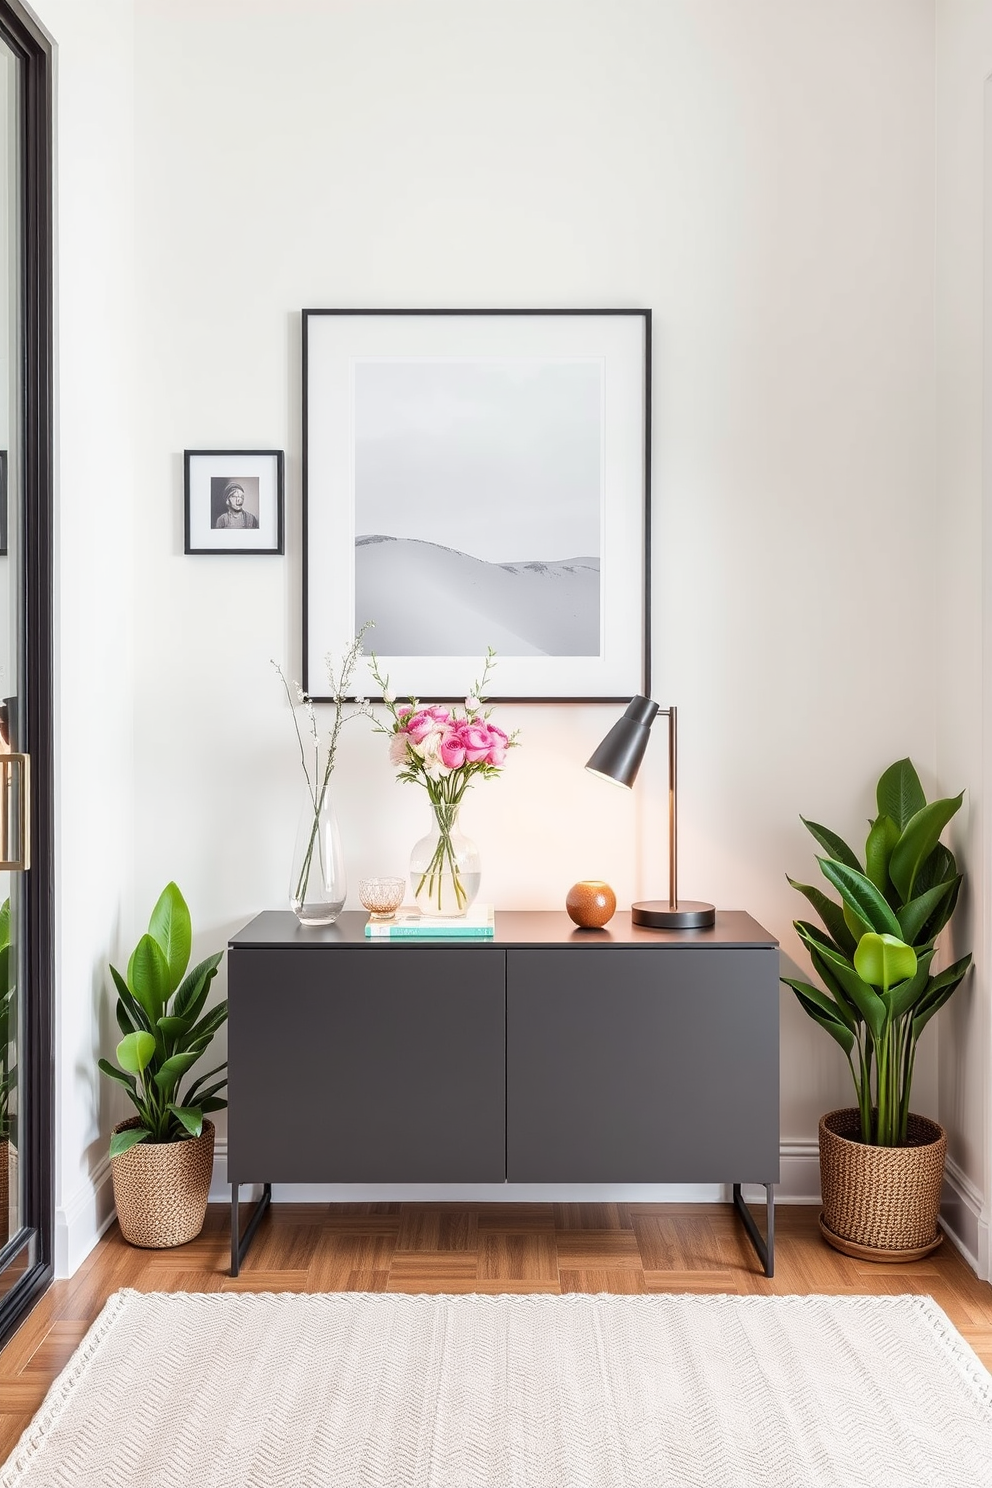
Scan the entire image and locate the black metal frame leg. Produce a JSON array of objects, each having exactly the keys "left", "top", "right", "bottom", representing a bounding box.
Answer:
[
  {"left": 230, "top": 1182, "right": 272, "bottom": 1276},
  {"left": 732, "top": 1182, "right": 775, "bottom": 1277}
]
